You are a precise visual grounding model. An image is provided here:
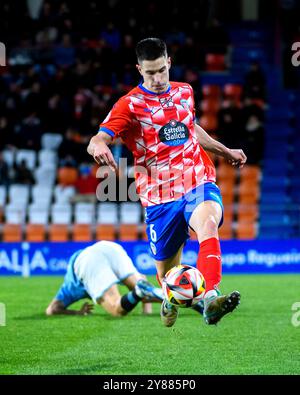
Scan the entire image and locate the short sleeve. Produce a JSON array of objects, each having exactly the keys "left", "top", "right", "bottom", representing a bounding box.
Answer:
[{"left": 99, "top": 98, "right": 133, "bottom": 138}]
